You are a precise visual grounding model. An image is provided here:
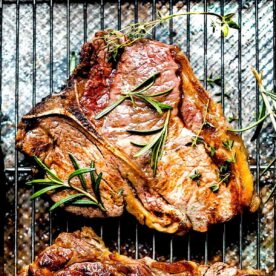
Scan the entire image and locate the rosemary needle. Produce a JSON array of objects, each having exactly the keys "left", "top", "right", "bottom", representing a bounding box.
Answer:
[
  {"left": 131, "top": 110, "right": 171, "bottom": 176},
  {"left": 27, "top": 154, "right": 106, "bottom": 212},
  {"left": 95, "top": 73, "right": 173, "bottom": 119}
]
